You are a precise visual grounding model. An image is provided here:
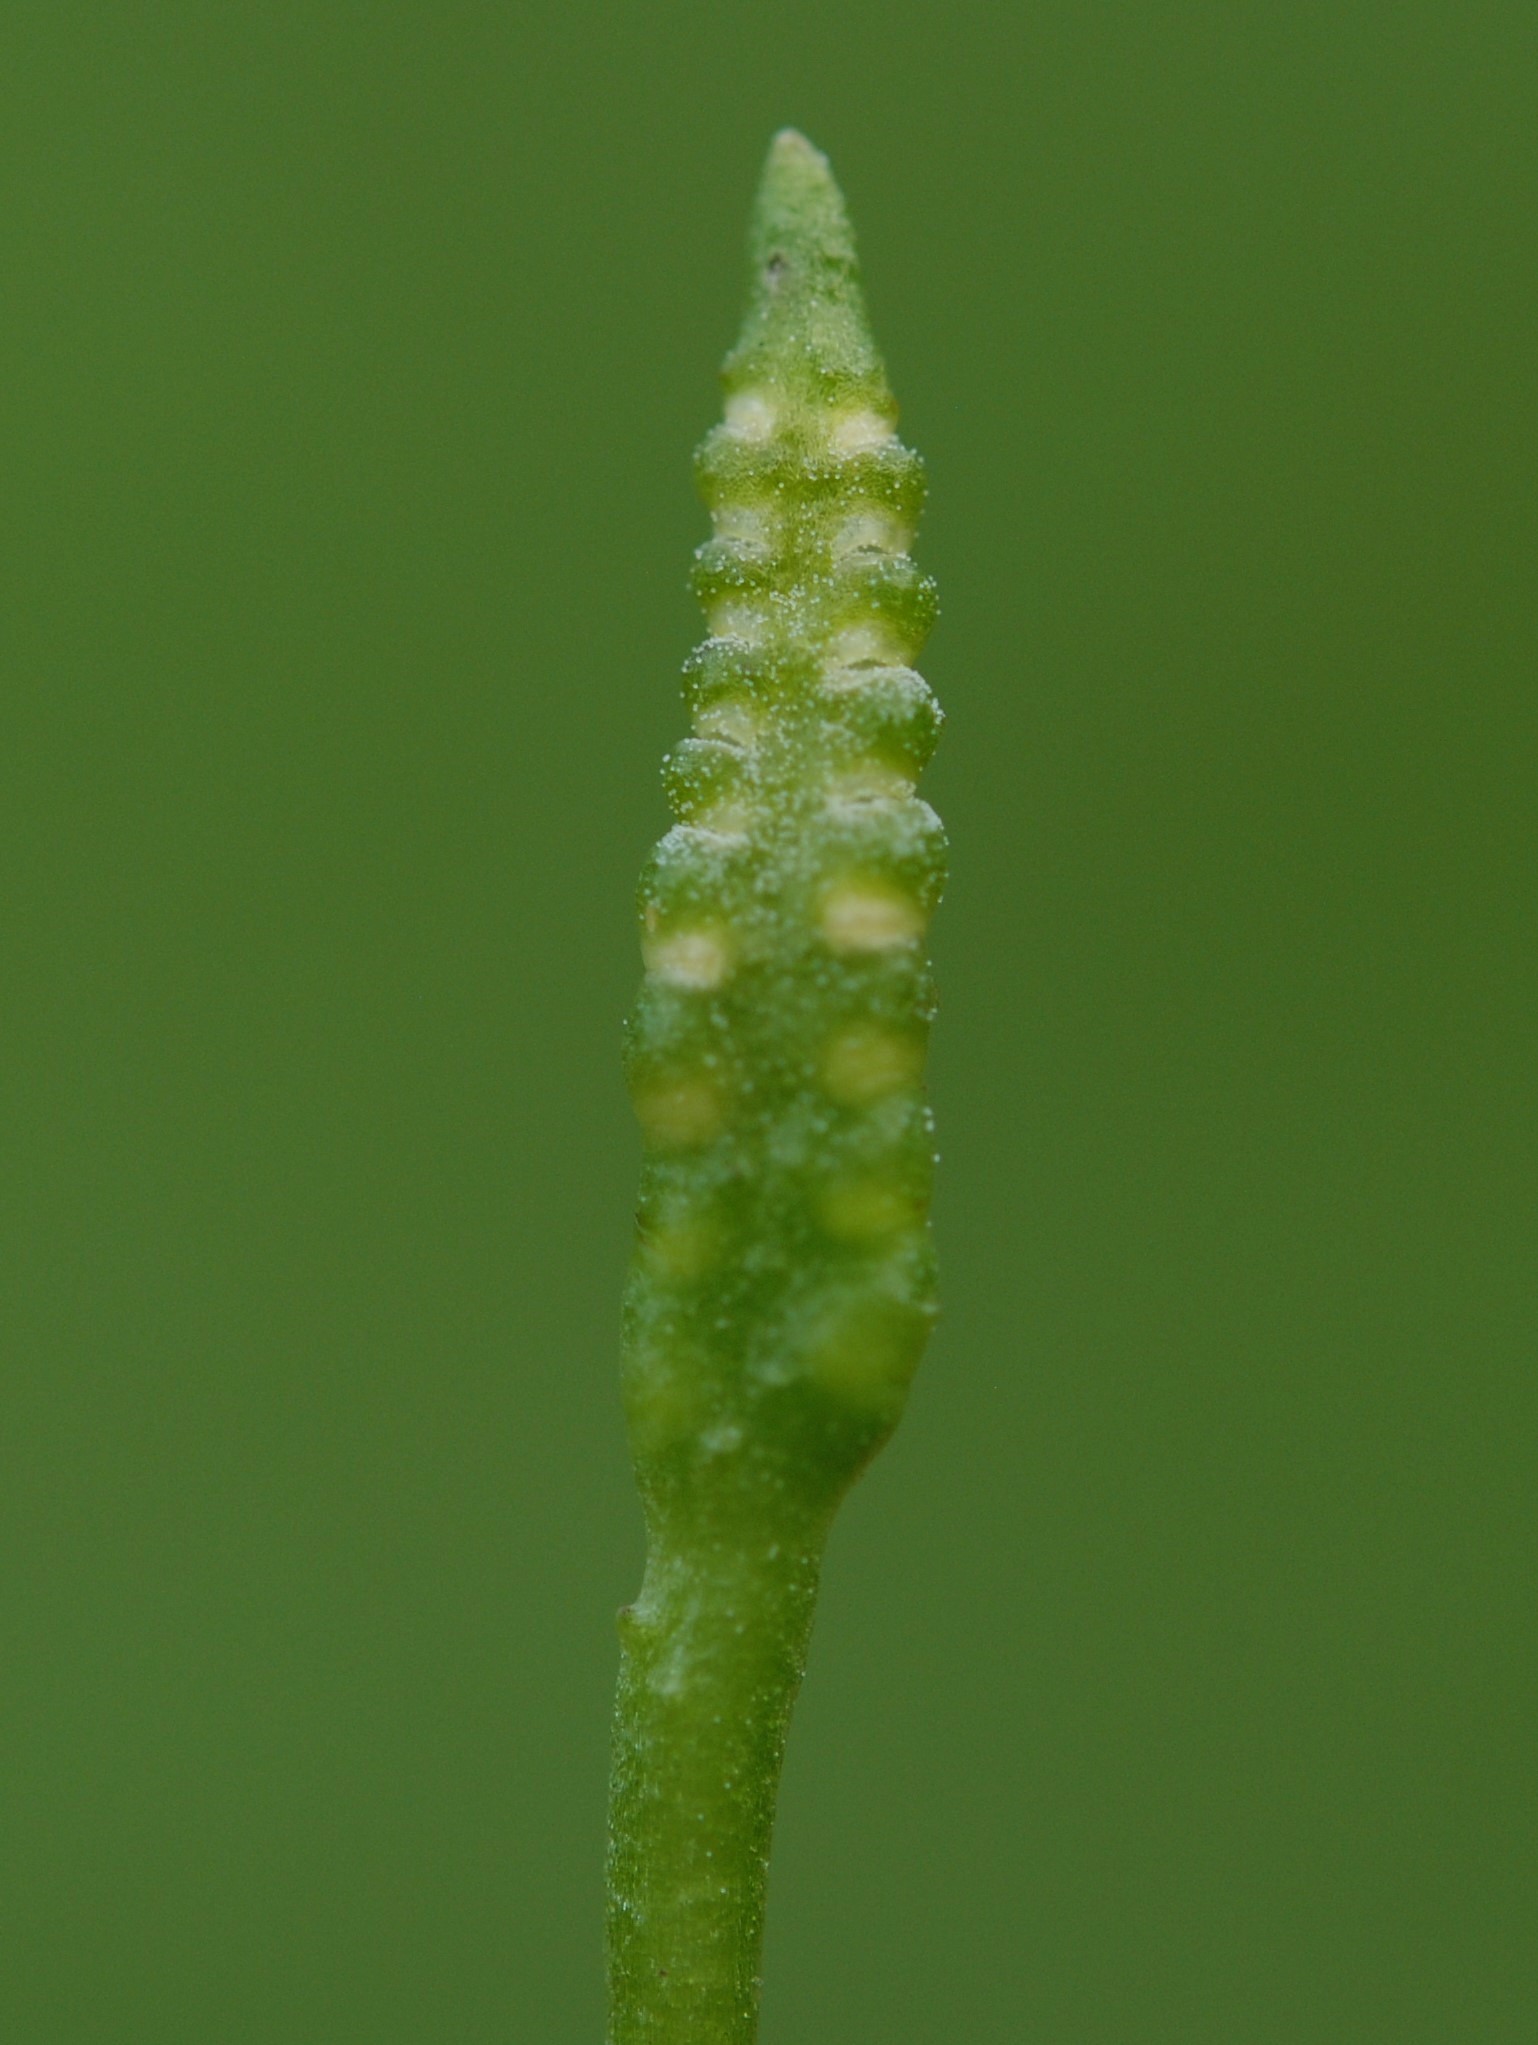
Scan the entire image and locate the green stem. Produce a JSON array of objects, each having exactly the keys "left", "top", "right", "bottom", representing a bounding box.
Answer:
[{"left": 605, "top": 1511, "right": 829, "bottom": 2043}]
